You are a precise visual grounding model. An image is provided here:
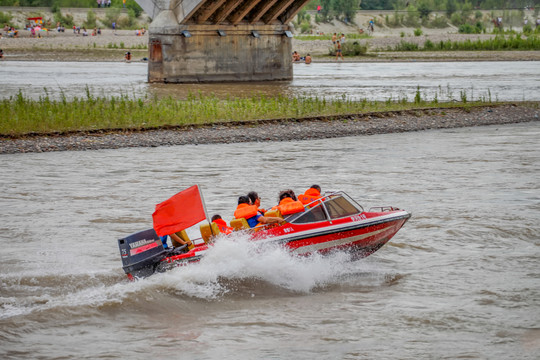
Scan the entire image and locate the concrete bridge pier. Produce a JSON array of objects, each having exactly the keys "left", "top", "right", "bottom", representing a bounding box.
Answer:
[{"left": 135, "top": 0, "right": 310, "bottom": 83}]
